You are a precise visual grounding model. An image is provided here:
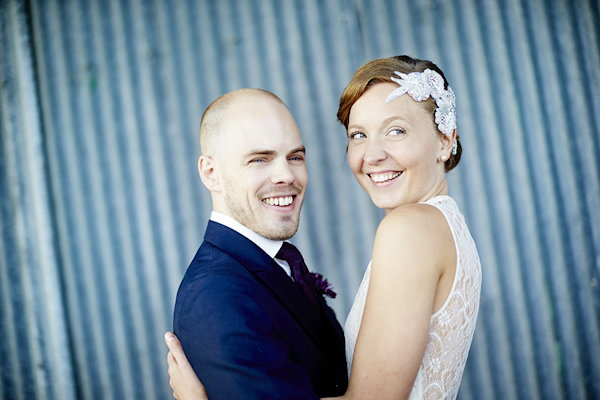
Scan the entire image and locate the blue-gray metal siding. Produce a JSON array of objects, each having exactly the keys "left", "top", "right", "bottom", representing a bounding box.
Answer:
[{"left": 1, "top": 0, "right": 598, "bottom": 398}]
